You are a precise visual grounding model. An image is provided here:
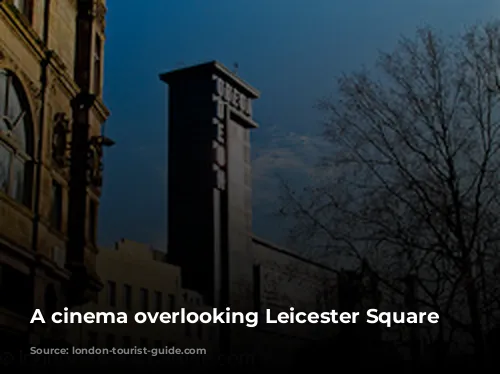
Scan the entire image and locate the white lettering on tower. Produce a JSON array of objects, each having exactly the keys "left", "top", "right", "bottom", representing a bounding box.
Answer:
[
  {"left": 212, "top": 74, "right": 252, "bottom": 116},
  {"left": 213, "top": 164, "right": 226, "bottom": 190},
  {"left": 213, "top": 118, "right": 225, "bottom": 144},
  {"left": 216, "top": 100, "right": 225, "bottom": 120},
  {"left": 212, "top": 76, "right": 227, "bottom": 191},
  {"left": 213, "top": 141, "right": 226, "bottom": 167}
]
